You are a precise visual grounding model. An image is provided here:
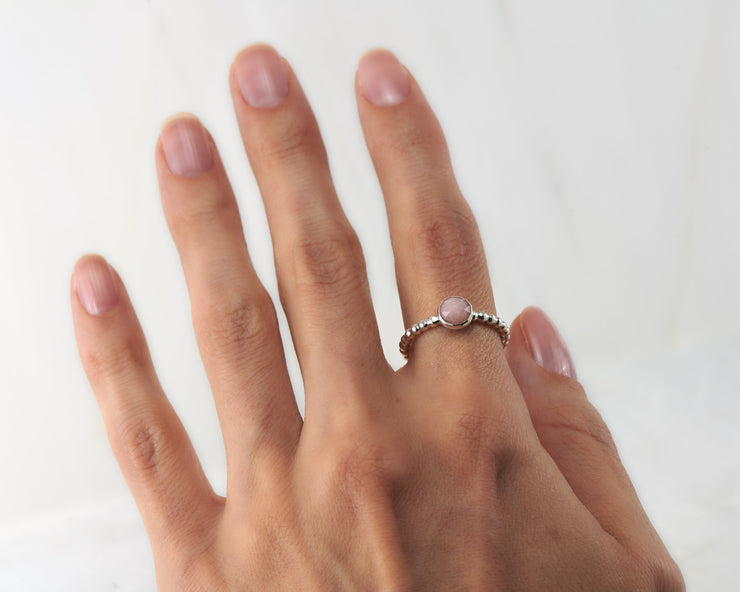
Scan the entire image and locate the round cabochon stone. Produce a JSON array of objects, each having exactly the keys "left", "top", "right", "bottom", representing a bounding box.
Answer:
[{"left": 439, "top": 296, "right": 472, "bottom": 326}]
